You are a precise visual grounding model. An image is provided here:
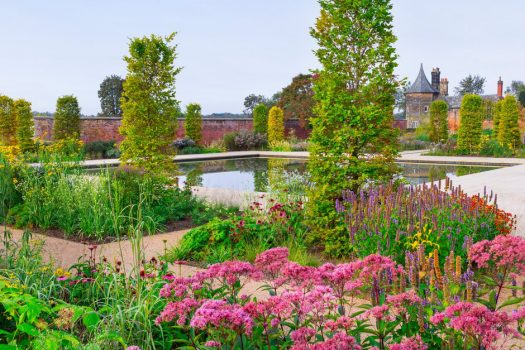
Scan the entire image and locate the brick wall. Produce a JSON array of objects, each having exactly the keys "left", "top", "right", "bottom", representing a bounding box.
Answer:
[{"left": 34, "top": 116, "right": 311, "bottom": 144}]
